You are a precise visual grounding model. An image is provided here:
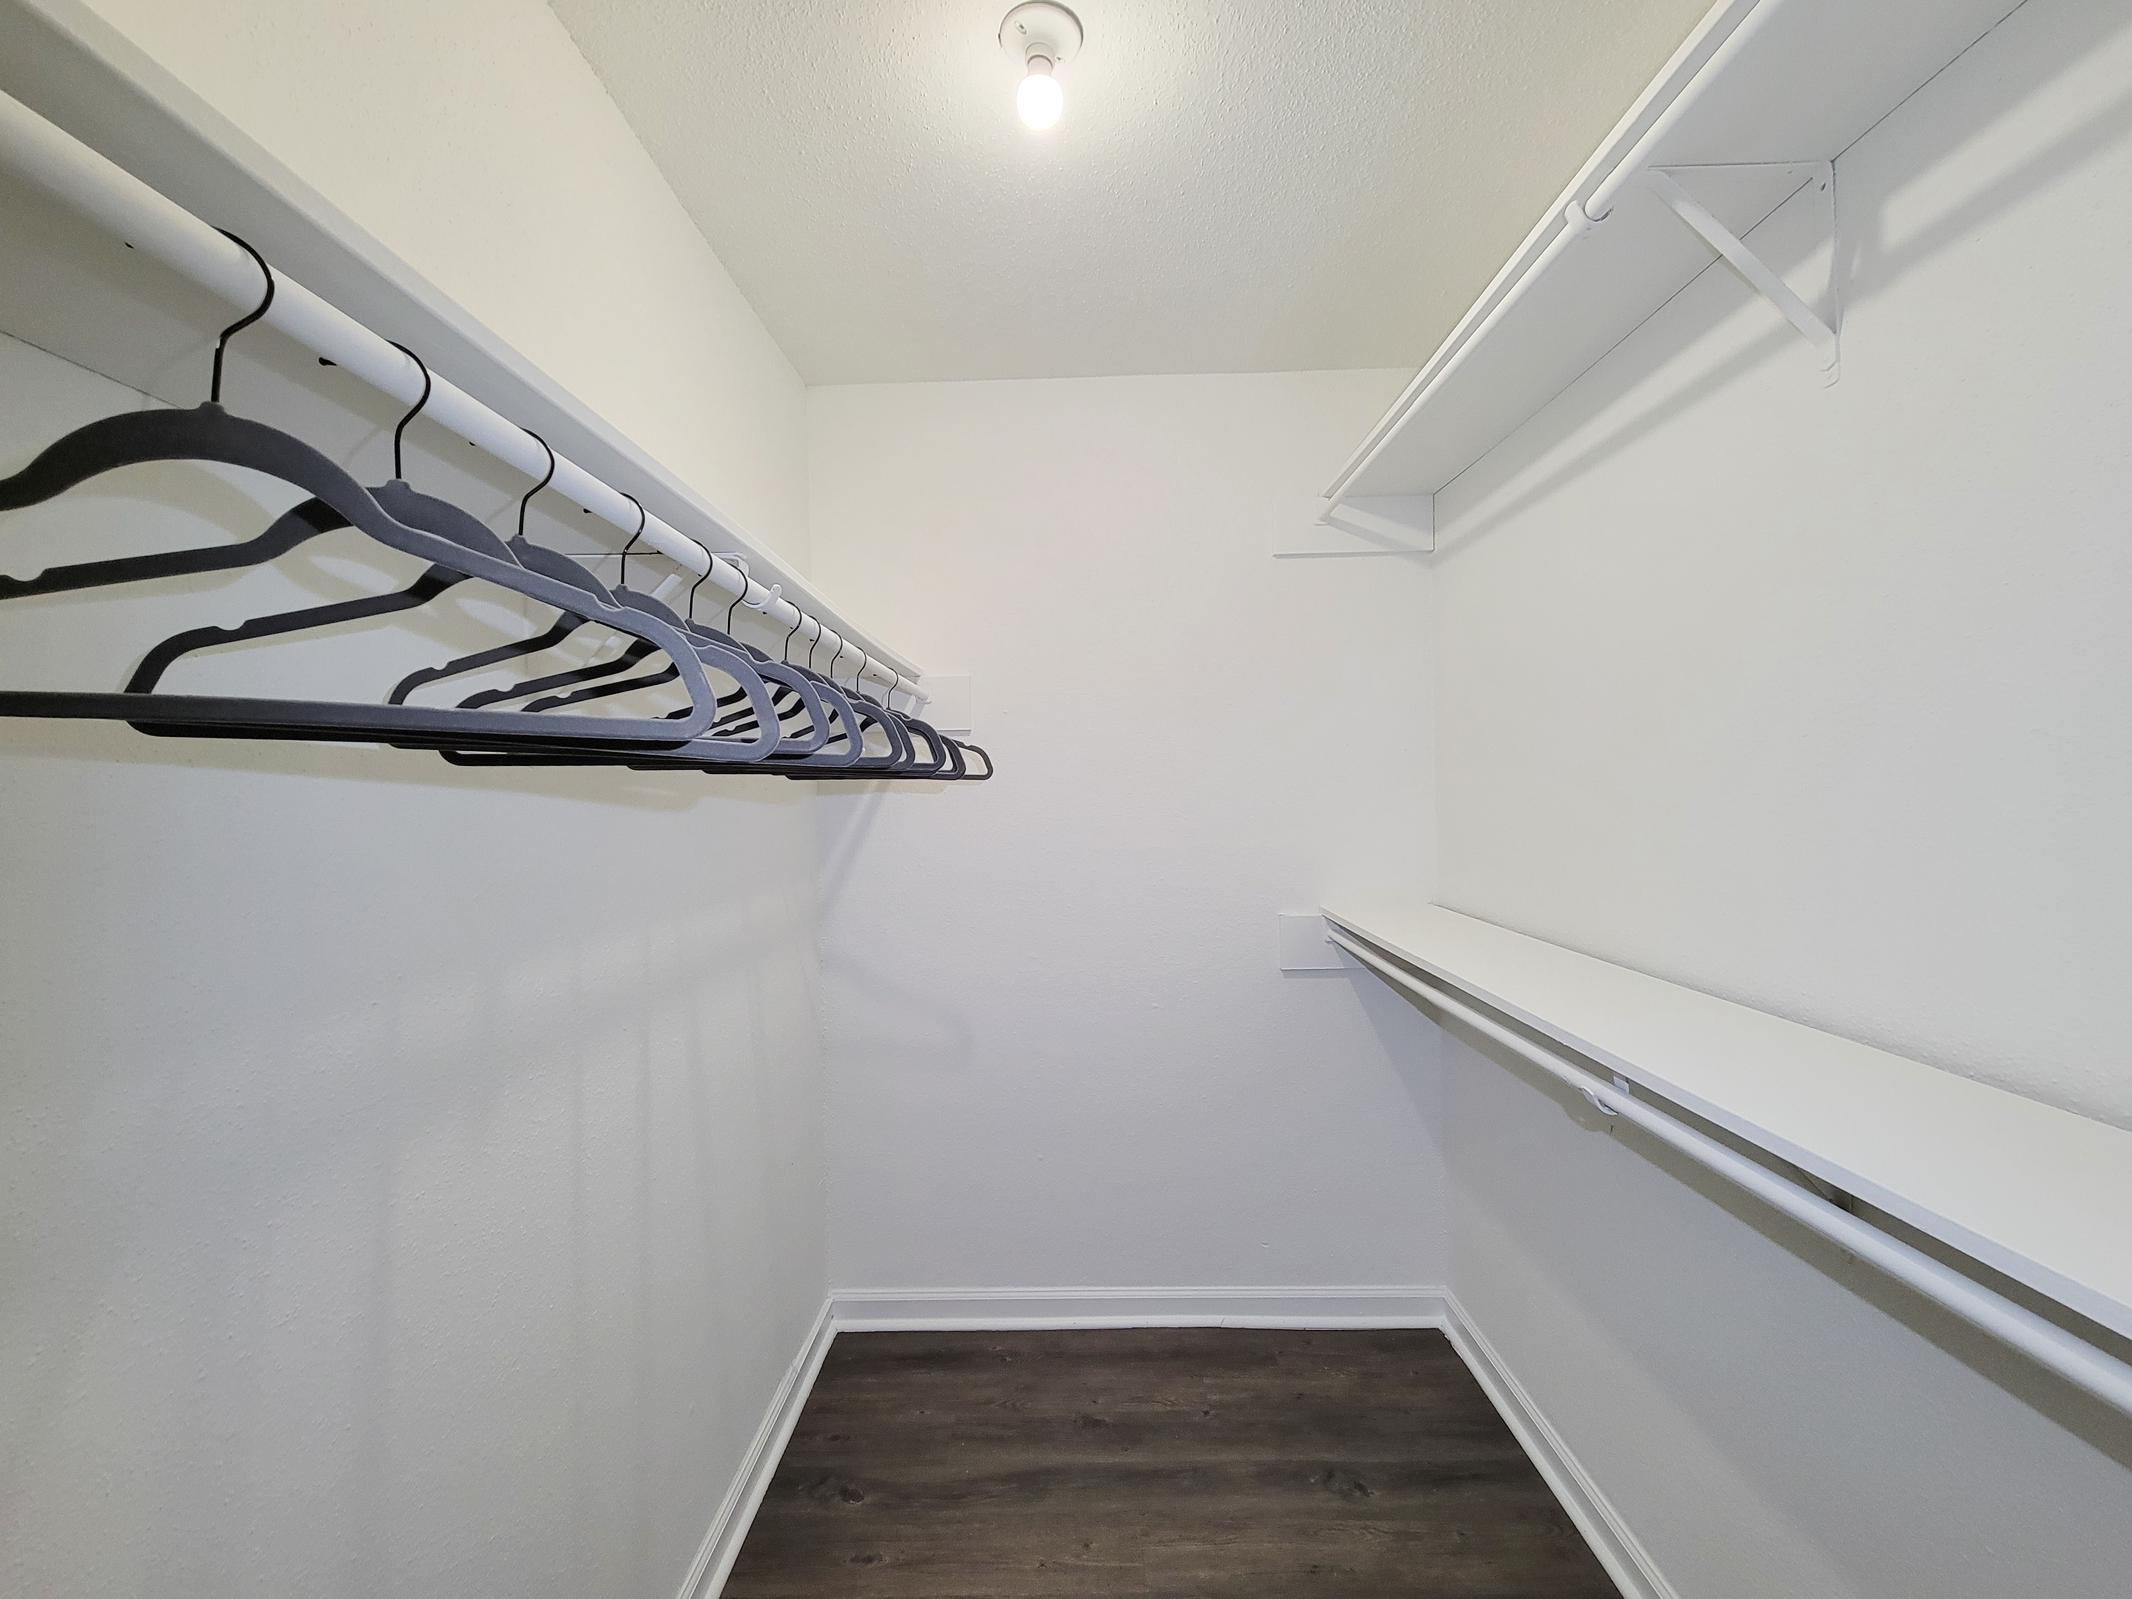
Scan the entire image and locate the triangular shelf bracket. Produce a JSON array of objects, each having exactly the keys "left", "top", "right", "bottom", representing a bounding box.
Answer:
[{"left": 1637, "top": 162, "right": 1840, "bottom": 384}]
